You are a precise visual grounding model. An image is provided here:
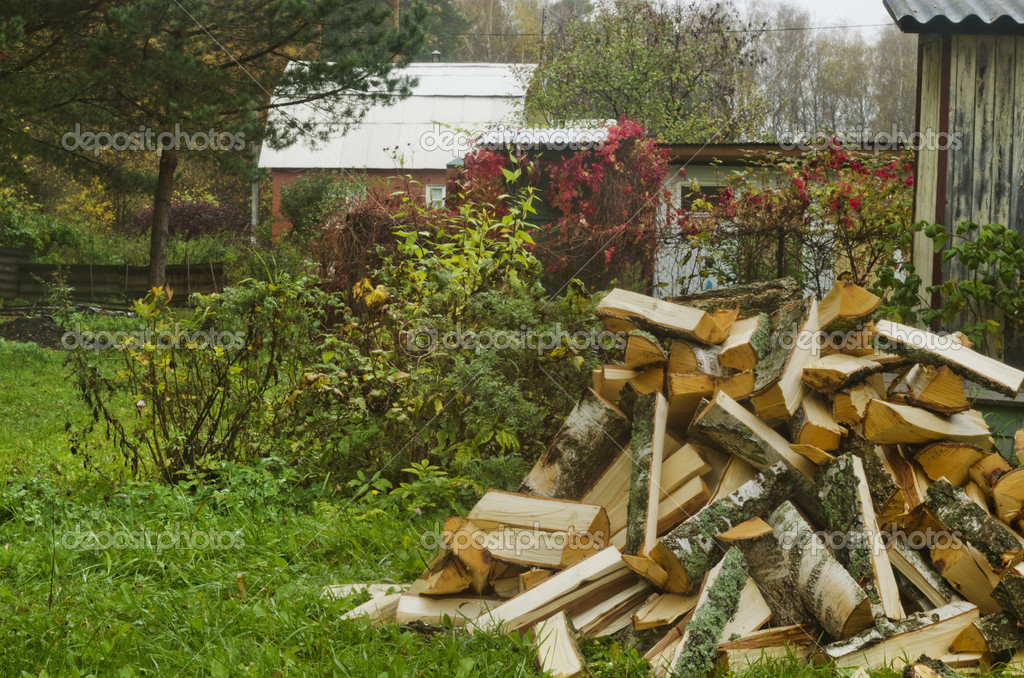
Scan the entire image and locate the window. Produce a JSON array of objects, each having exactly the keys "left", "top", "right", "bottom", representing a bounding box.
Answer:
[{"left": 426, "top": 184, "right": 446, "bottom": 207}]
